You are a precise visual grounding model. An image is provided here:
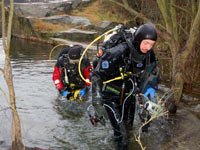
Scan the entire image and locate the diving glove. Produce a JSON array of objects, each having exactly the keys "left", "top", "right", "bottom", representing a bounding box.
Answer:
[
  {"left": 78, "top": 89, "right": 86, "bottom": 97},
  {"left": 143, "top": 87, "right": 157, "bottom": 101},
  {"left": 60, "top": 89, "right": 70, "bottom": 96}
]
